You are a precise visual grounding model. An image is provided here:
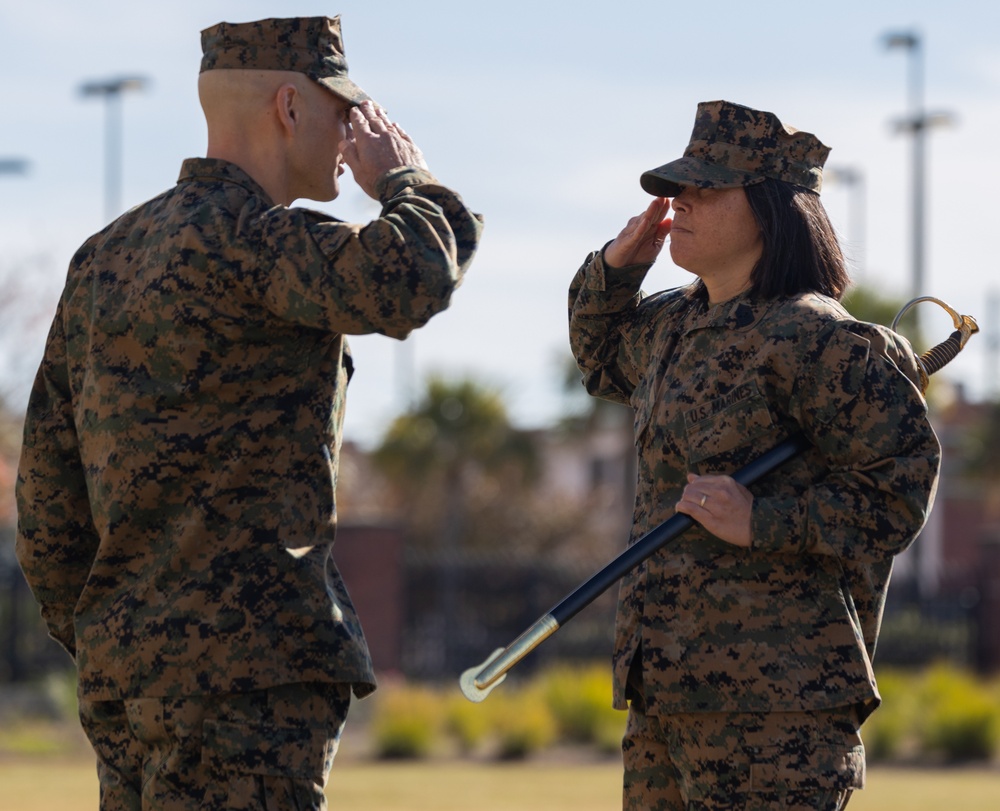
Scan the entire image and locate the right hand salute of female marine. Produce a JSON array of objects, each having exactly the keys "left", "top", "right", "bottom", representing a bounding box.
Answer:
[{"left": 603, "top": 196, "right": 673, "bottom": 268}]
